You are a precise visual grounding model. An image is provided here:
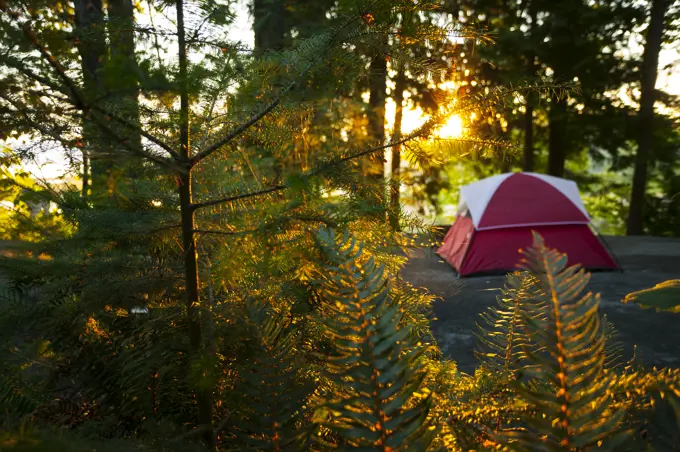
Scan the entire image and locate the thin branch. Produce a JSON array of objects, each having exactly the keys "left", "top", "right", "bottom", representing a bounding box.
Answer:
[
  {"left": 0, "top": 94, "right": 76, "bottom": 149},
  {"left": 20, "top": 22, "right": 180, "bottom": 168},
  {"left": 21, "top": 22, "right": 88, "bottom": 110},
  {"left": 0, "top": 54, "right": 68, "bottom": 95},
  {"left": 190, "top": 86, "right": 289, "bottom": 165},
  {"left": 190, "top": 132, "right": 427, "bottom": 211},
  {"left": 190, "top": 17, "right": 361, "bottom": 166},
  {"left": 89, "top": 104, "right": 180, "bottom": 159},
  {"left": 191, "top": 184, "right": 285, "bottom": 210},
  {"left": 193, "top": 228, "right": 241, "bottom": 236},
  {"left": 93, "top": 116, "right": 180, "bottom": 168}
]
